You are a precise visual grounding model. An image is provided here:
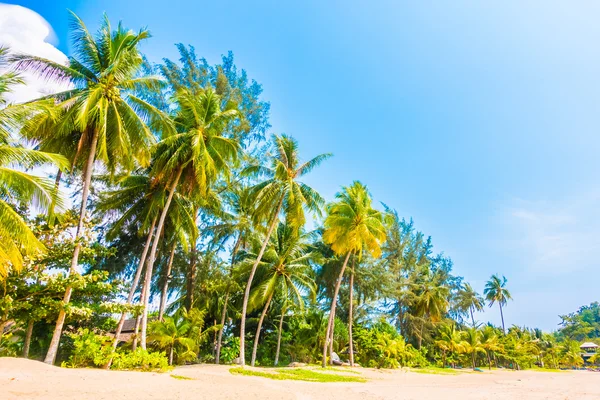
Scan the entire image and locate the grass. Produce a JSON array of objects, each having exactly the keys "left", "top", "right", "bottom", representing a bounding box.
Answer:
[
  {"left": 411, "top": 367, "right": 461, "bottom": 375},
  {"left": 321, "top": 366, "right": 363, "bottom": 375},
  {"left": 229, "top": 367, "right": 367, "bottom": 383},
  {"left": 170, "top": 374, "right": 194, "bottom": 380}
]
